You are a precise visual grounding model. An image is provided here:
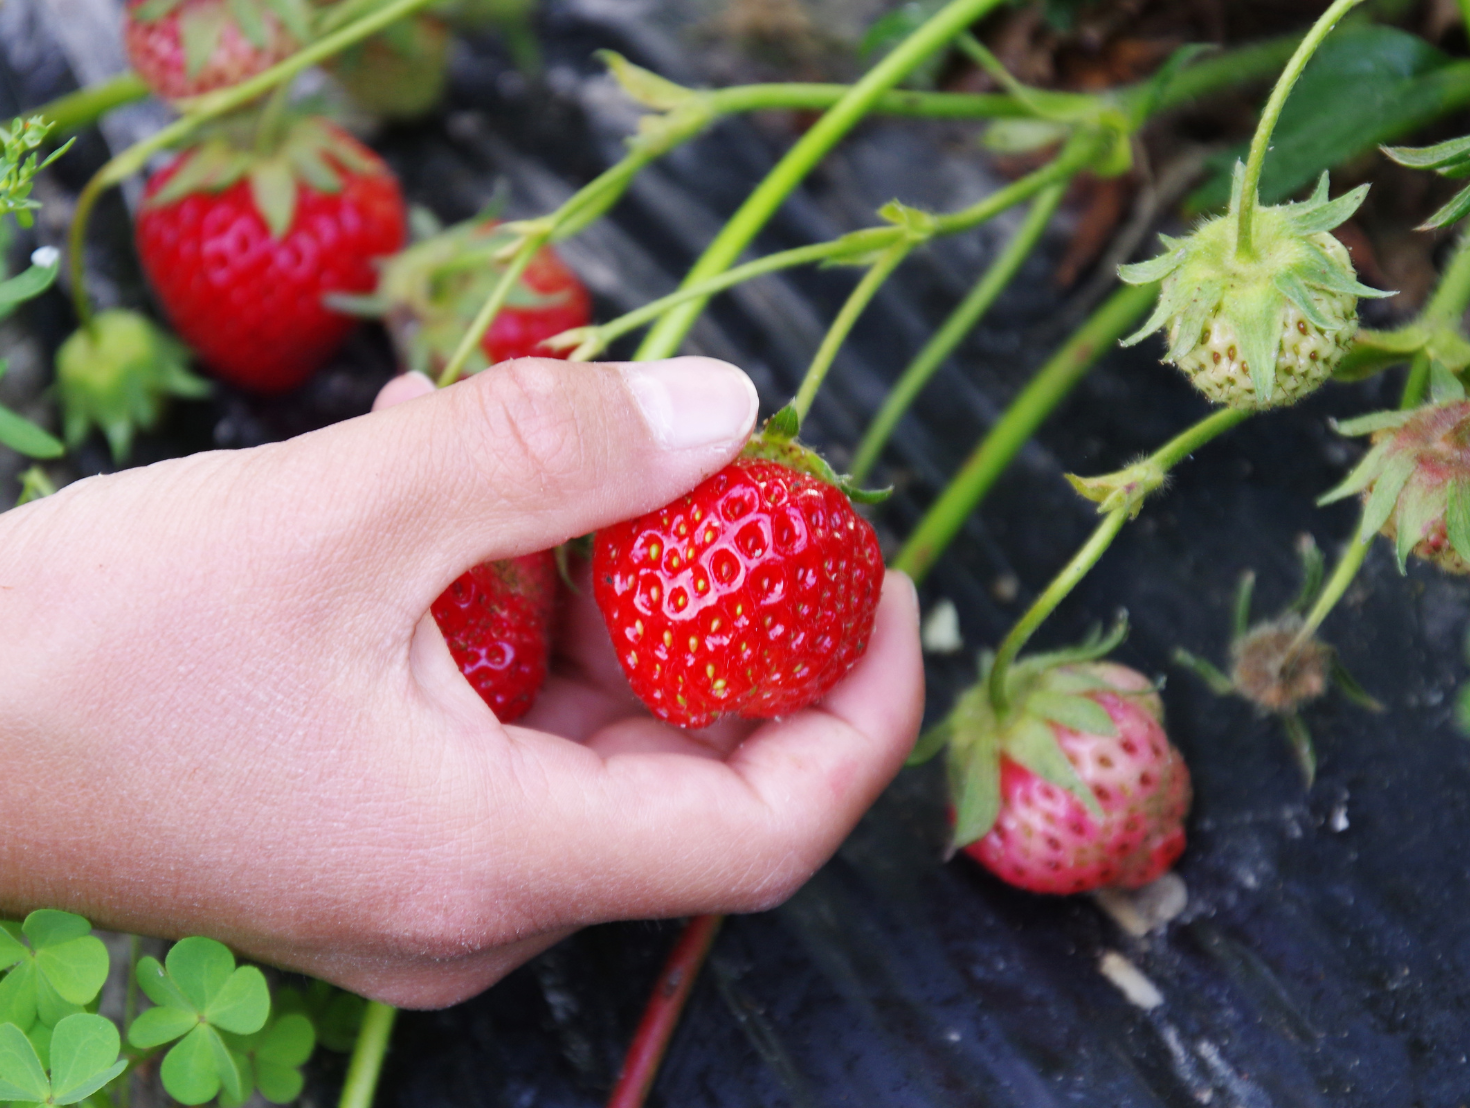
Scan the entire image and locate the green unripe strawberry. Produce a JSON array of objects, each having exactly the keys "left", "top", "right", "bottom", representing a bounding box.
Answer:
[
  {"left": 56, "top": 310, "right": 210, "bottom": 463},
  {"left": 1119, "top": 169, "right": 1389, "bottom": 410}
]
